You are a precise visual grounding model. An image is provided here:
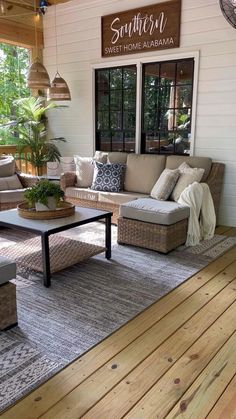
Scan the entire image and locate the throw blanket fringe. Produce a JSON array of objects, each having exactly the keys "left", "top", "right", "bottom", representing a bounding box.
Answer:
[{"left": 178, "top": 182, "right": 216, "bottom": 246}]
